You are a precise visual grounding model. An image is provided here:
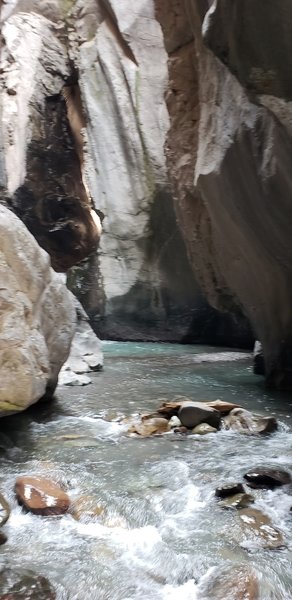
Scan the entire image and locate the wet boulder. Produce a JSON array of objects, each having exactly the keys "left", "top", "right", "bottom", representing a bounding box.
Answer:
[
  {"left": 0, "top": 569, "right": 56, "bottom": 599},
  {"left": 0, "top": 492, "right": 10, "bottom": 527},
  {"left": 244, "top": 468, "right": 292, "bottom": 489},
  {"left": 178, "top": 402, "right": 221, "bottom": 429},
  {"left": 215, "top": 483, "right": 245, "bottom": 498},
  {"left": 223, "top": 408, "right": 278, "bottom": 435},
  {"left": 15, "top": 476, "right": 70, "bottom": 516},
  {"left": 238, "top": 508, "right": 285, "bottom": 549}
]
